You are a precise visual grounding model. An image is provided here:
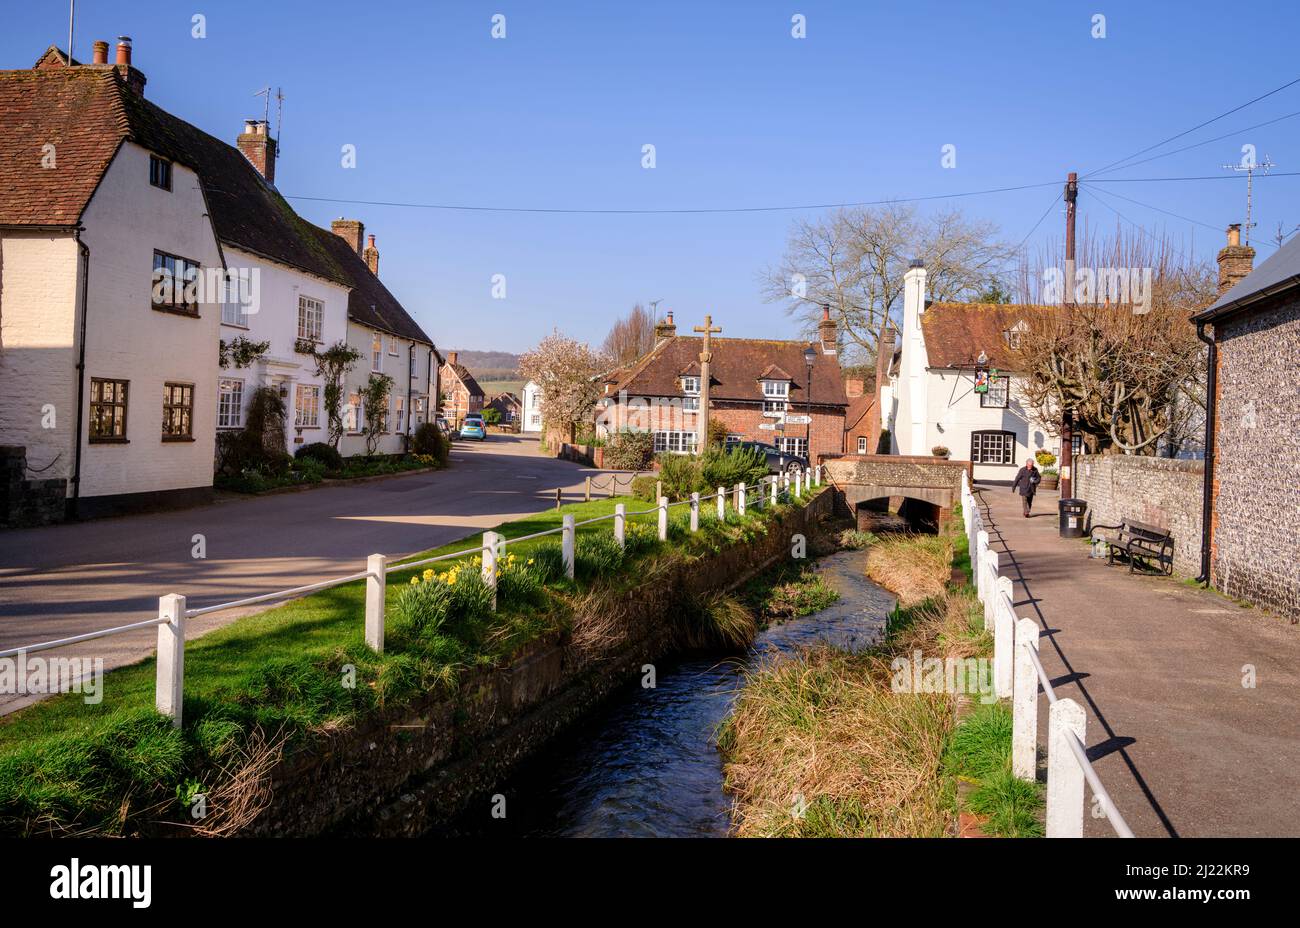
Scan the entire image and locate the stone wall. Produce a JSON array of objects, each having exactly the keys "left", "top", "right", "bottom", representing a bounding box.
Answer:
[
  {"left": 1073, "top": 452, "right": 1204, "bottom": 576},
  {"left": 1211, "top": 294, "right": 1300, "bottom": 621},
  {"left": 0, "top": 446, "right": 67, "bottom": 528}
]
